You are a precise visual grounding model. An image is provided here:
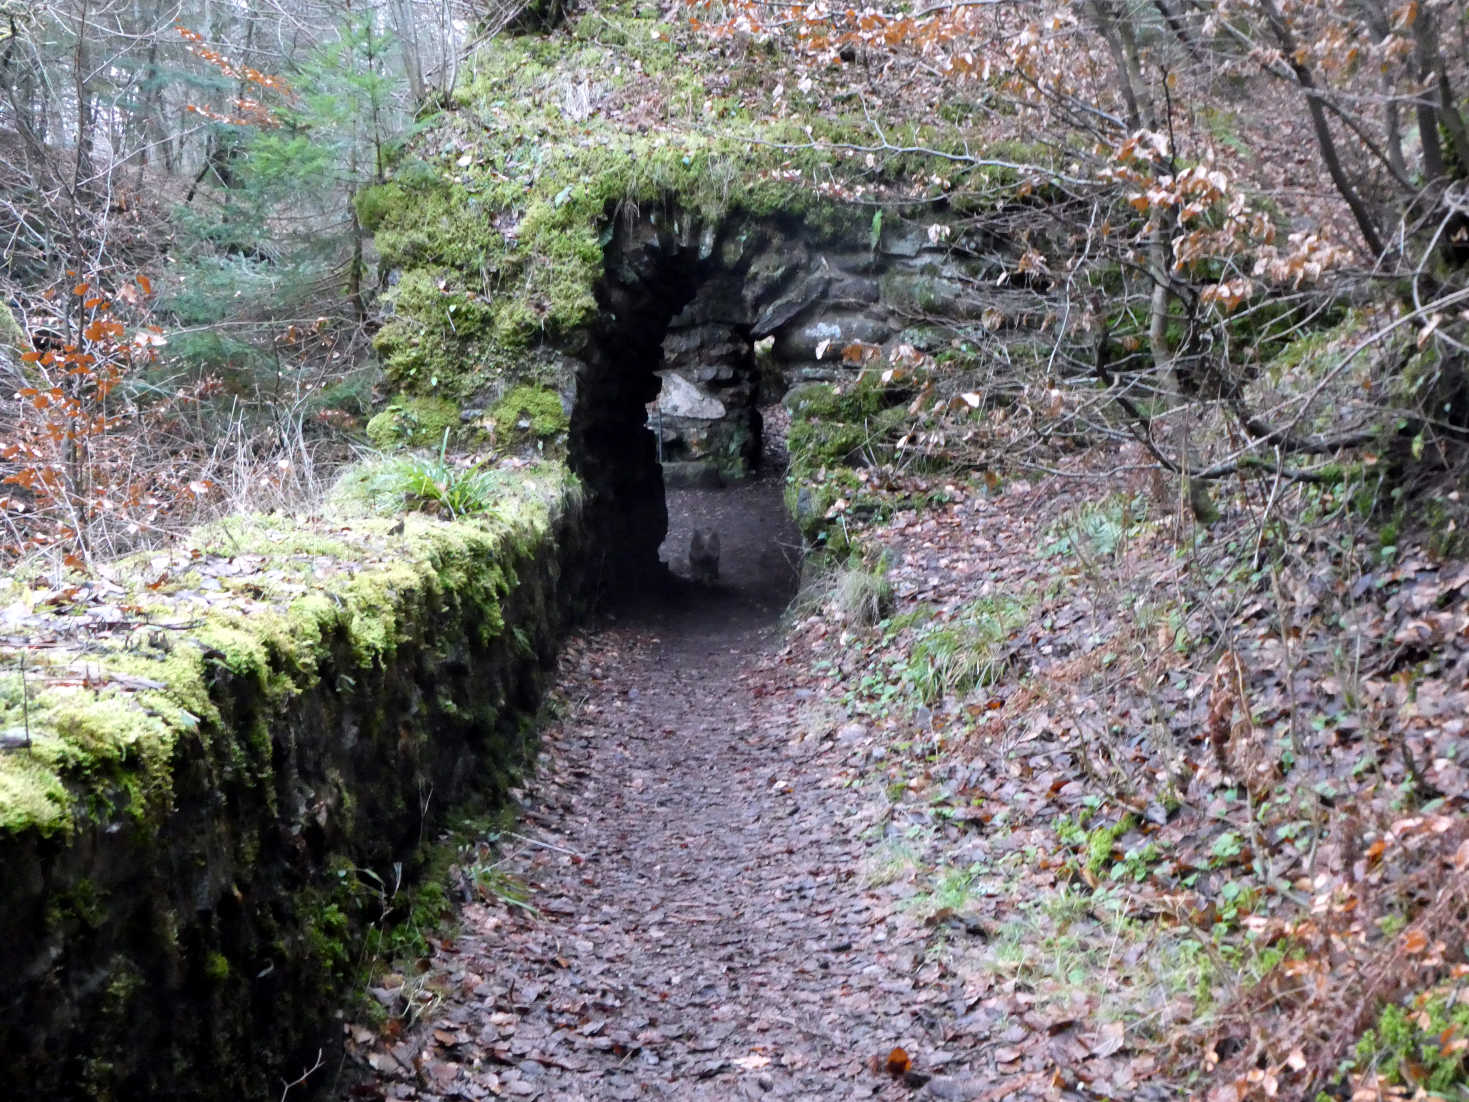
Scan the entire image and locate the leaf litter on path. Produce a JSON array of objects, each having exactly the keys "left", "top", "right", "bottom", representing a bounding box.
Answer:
[{"left": 339, "top": 476, "right": 1038, "bottom": 1100}]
